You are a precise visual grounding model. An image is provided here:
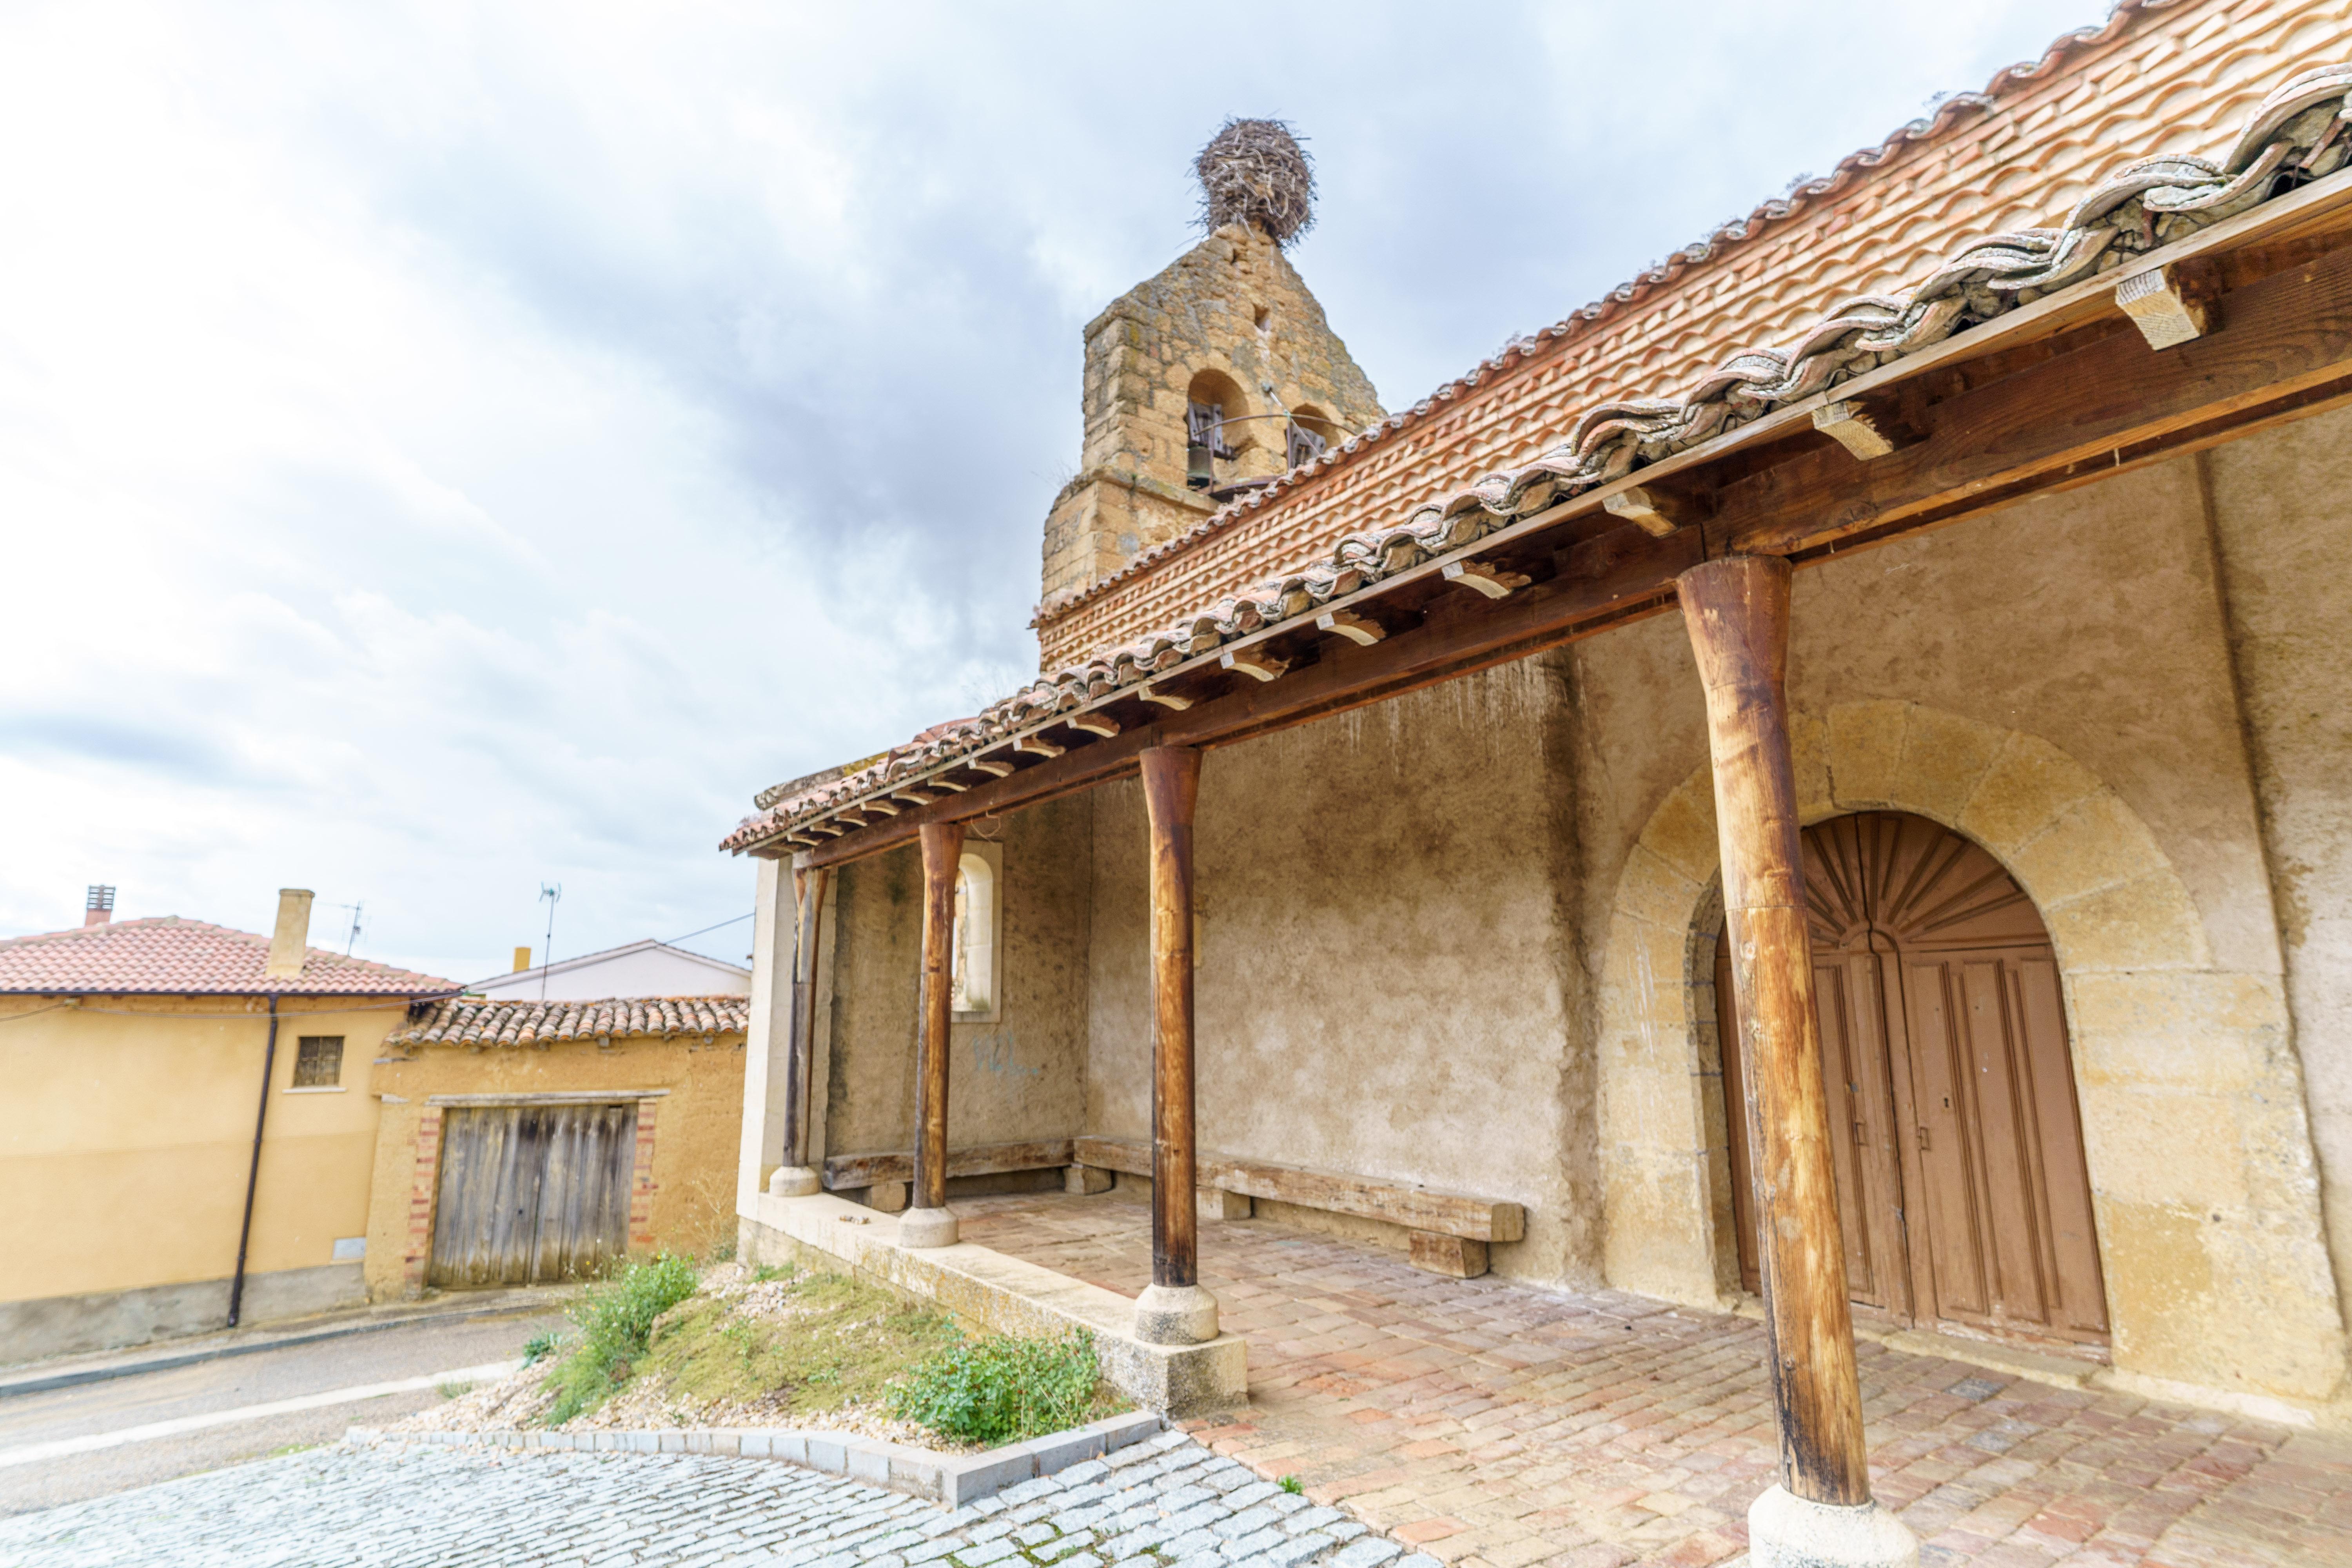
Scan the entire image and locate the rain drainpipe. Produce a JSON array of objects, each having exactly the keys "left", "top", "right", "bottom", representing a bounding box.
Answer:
[{"left": 227, "top": 993, "right": 279, "bottom": 1328}]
